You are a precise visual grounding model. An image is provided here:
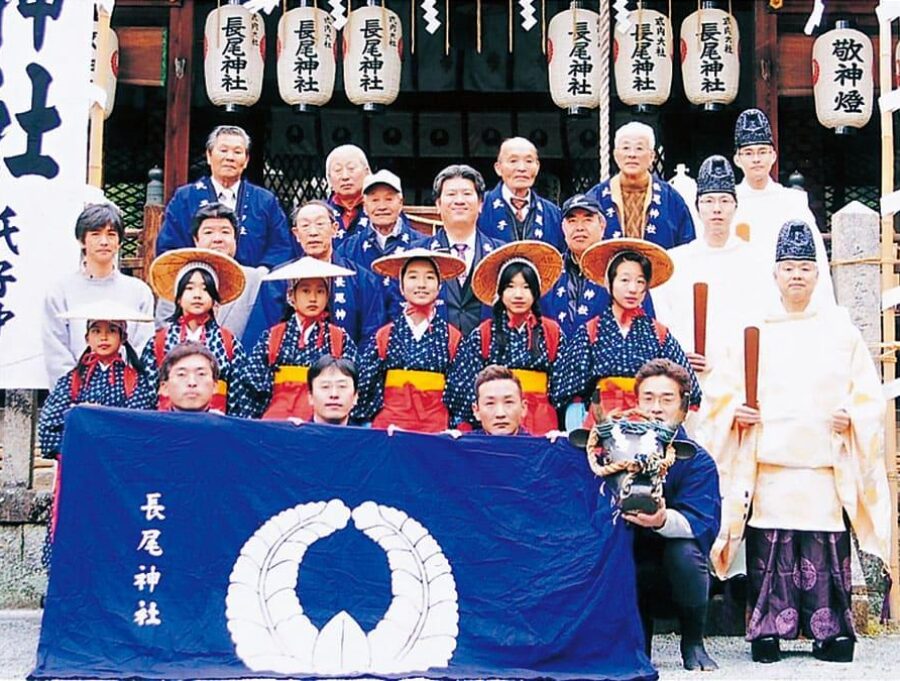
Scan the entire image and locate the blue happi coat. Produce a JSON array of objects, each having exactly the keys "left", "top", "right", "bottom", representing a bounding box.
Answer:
[
  {"left": 336, "top": 218, "right": 428, "bottom": 318},
  {"left": 244, "top": 315, "right": 359, "bottom": 418},
  {"left": 355, "top": 315, "right": 458, "bottom": 422},
  {"left": 327, "top": 194, "right": 368, "bottom": 247},
  {"left": 586, "top": 174, "right": 695, "bottom": 249},
  {"left": 477, "top": 183, "right": 566, "bottom": 251},
  {"left": 422, "top": 229, "right": 503, "bottom": 337},
  {"left": 242, "top": 254, "right": 386, "bottom": 351},
  {"left": 550, "top": 306, "right": 701, "bottom": 408},
  {"left": 157, "top": 176, "right": 294, "bottom": 268},
  {"left": 139, "top": 317, "right": 251, "bottom": 417},
  {"left": 39, "top": 358, "right": 156, "bottom": 457}
]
